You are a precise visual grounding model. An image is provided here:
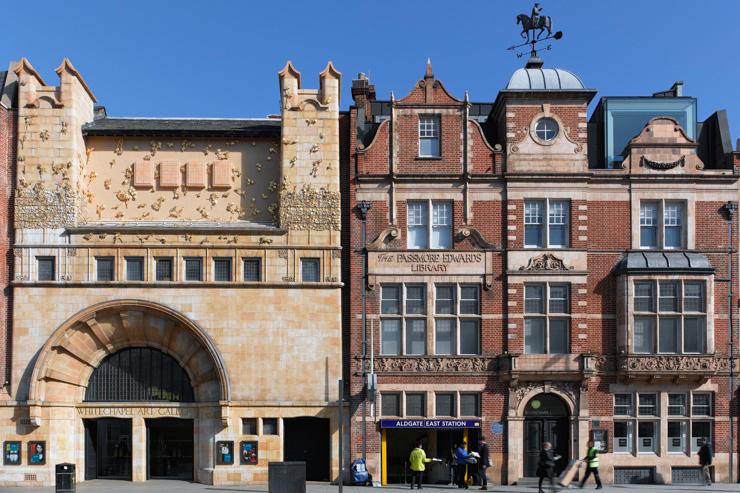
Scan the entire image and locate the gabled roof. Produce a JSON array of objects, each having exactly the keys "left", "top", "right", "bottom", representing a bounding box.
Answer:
[{"left": 82, "top": 117, "right": 281, "bottom": 137}]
